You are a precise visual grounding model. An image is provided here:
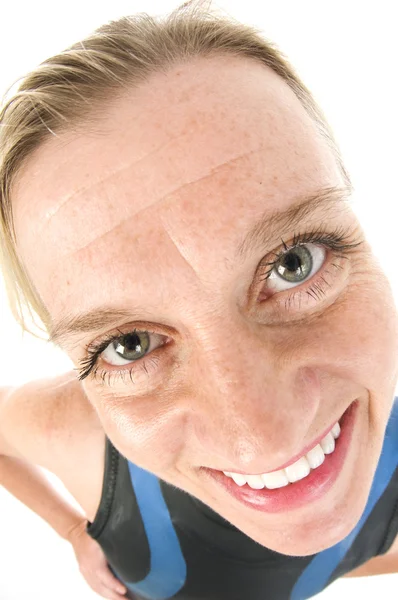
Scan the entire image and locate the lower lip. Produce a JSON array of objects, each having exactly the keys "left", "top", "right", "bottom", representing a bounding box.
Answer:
[{"left": 204, "top": 401, "right": 359, "bottom": 514}]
